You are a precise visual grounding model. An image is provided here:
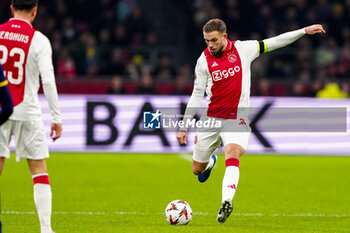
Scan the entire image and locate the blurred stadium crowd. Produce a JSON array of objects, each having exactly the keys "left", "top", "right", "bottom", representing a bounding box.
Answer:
[{"left": 0, "top": 0, "right": 350, "bottom": 97}]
